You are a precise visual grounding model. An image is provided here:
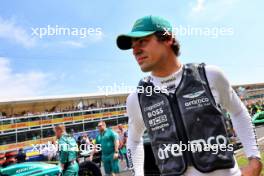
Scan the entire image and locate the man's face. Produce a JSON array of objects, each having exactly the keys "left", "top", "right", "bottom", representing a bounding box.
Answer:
[
  {"left": 118, "top": 125, "right": 123, "bottom": 131},
  {"left": 97, "top": 122, "right": 106, "bottom": 133},
  {"left": 132, "top": 35, "right": 169, "bottom": 72},
  {"left": 54, "top": 128, "right": 63, "bottom": 138}
]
